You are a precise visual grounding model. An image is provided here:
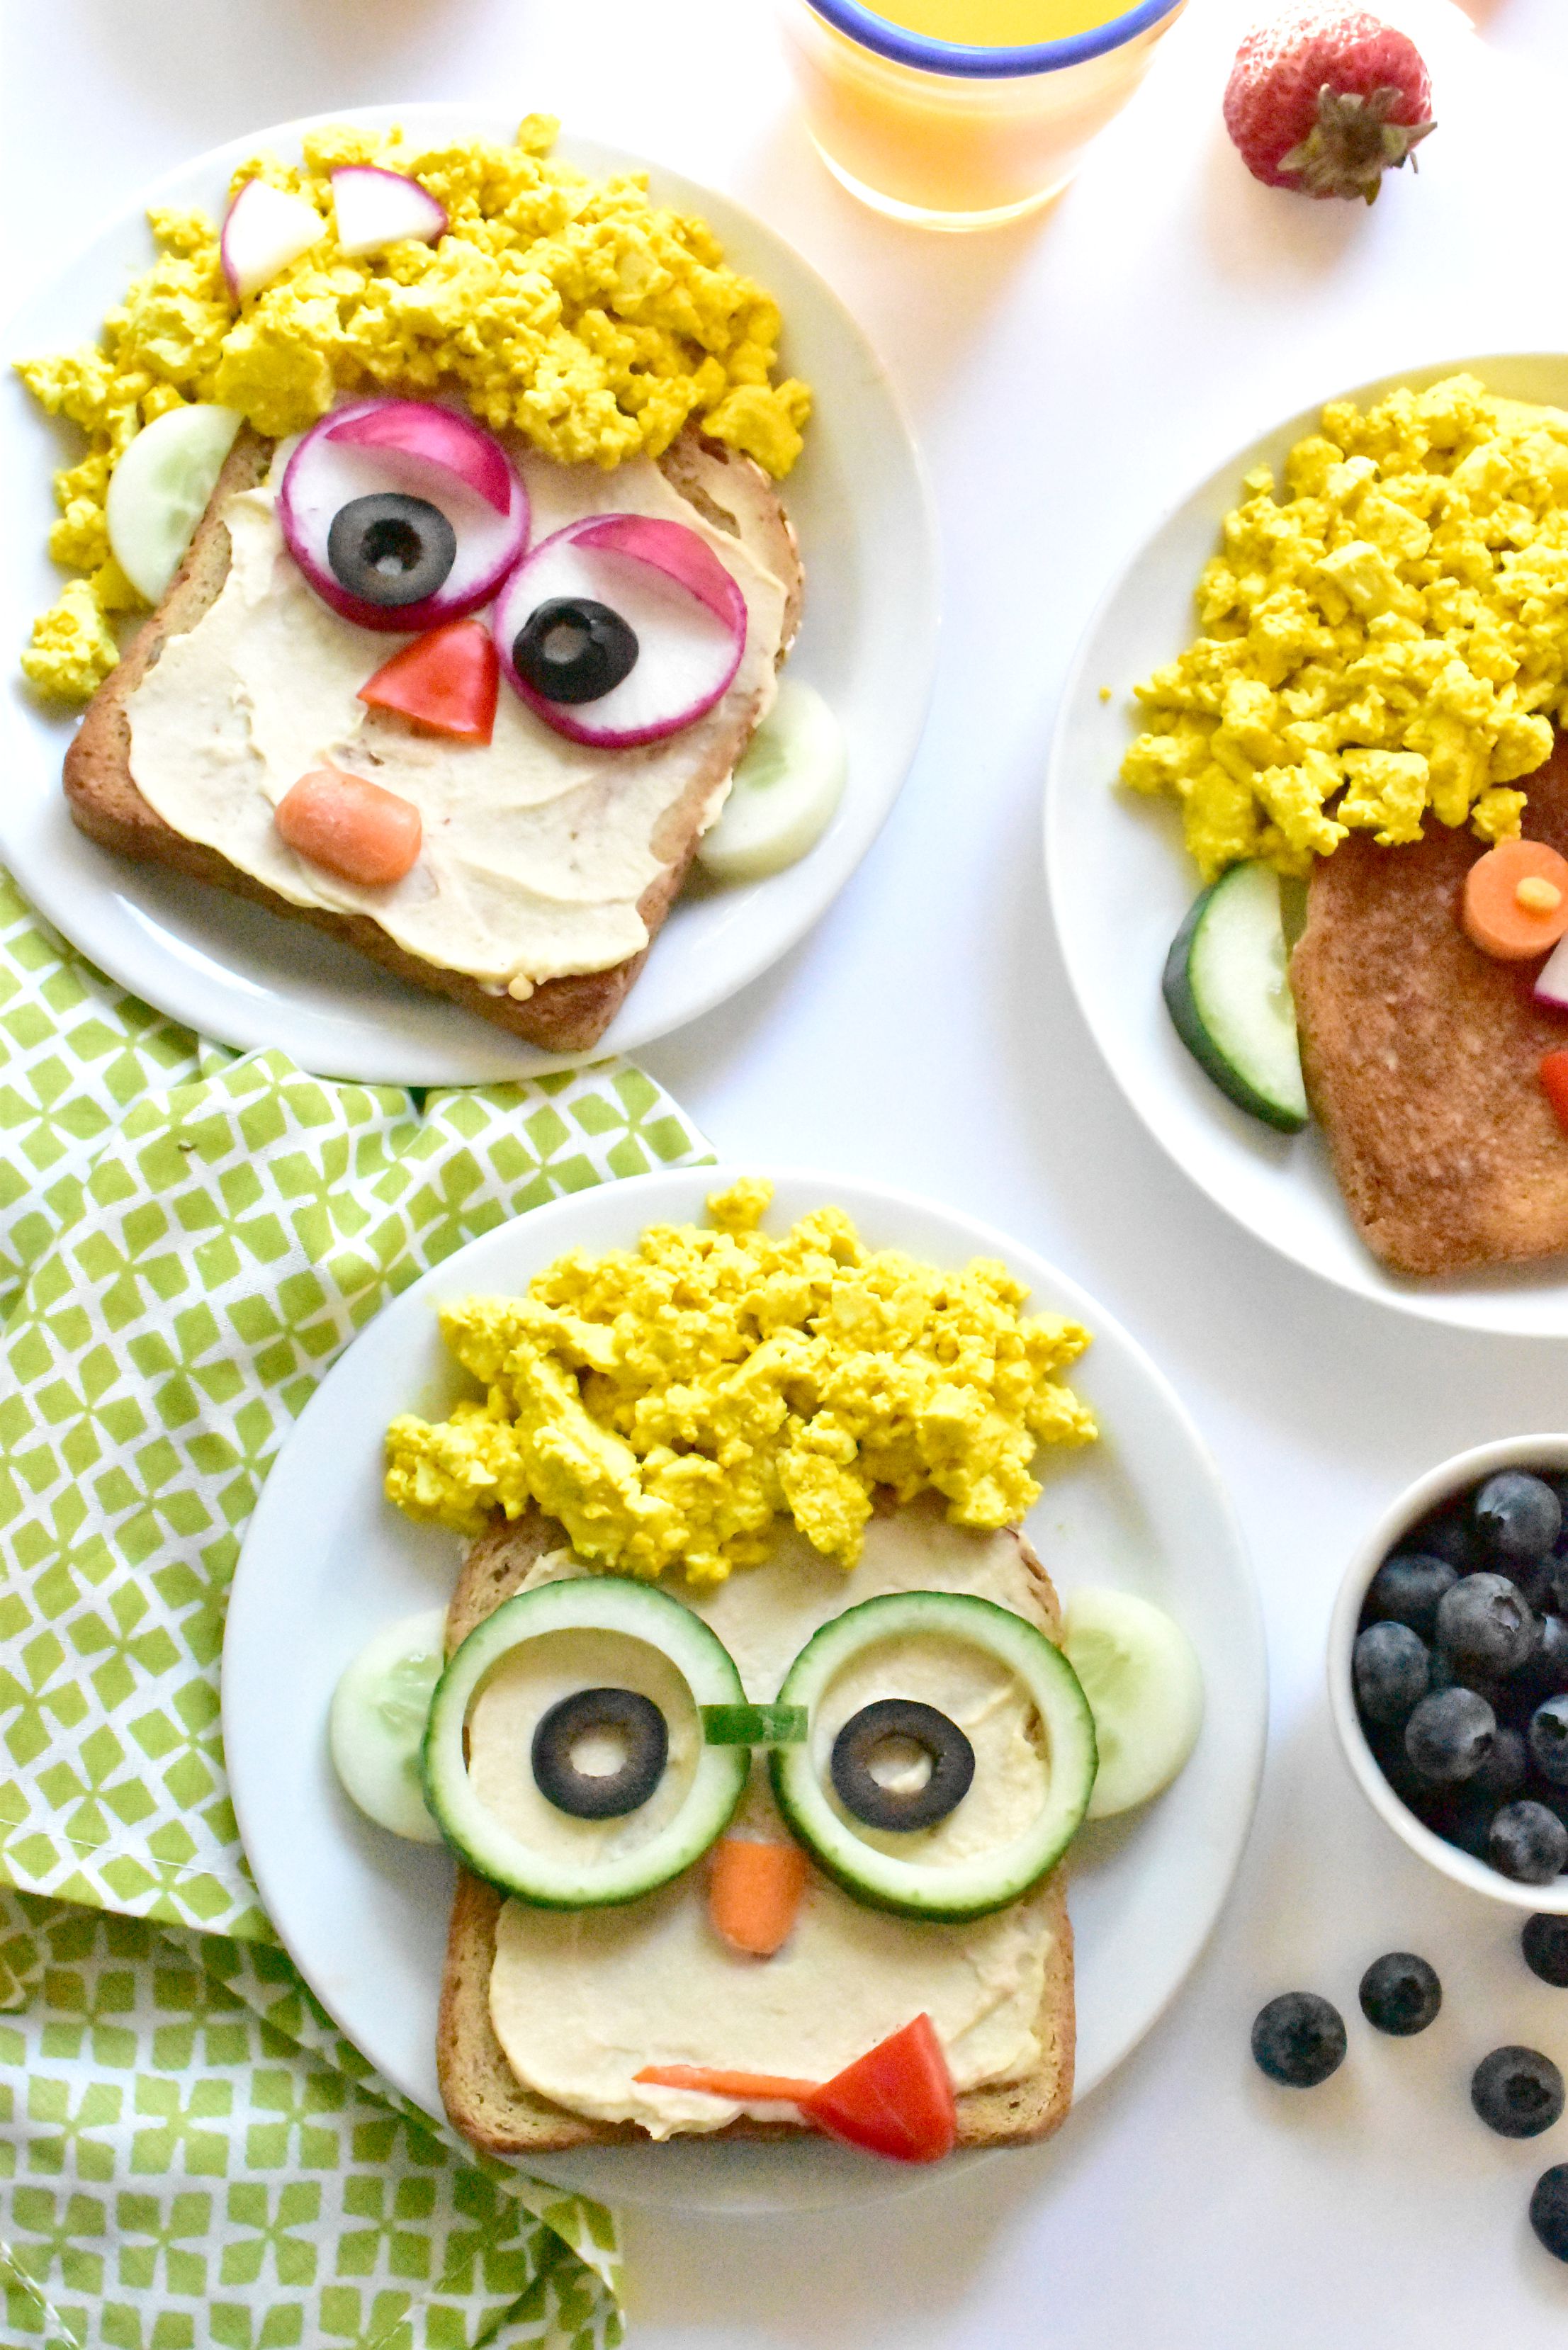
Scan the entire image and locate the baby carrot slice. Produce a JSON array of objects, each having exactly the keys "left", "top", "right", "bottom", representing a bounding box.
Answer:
[
  {"left": 633, "top": 2064, "right": 820, "bottom": 2101},
  {"left": 275, "top": 767, "right": 422, "bottom": 887},
  {"left": 1463, "top": 840, "right": 1568, "bottom": 961},
  {"left": 1541, "top": 1052, "right": 1568, "bottom": 1136},
  {"left": 706, "top": 1836, "right": 808, "bottom": 1958}
]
